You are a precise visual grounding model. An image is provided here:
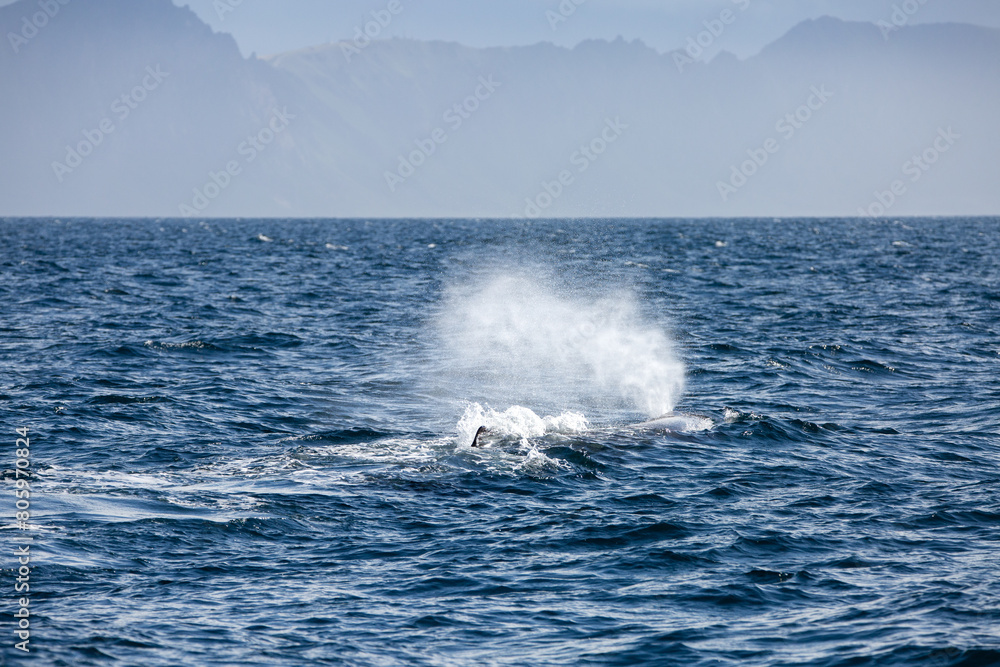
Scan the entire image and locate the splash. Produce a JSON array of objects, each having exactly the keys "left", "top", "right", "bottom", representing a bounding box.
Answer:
[
  {"left": 433, "top": 273, "right": 685, "bottom": 419},
  {"left": 457, "top": 403, "right": 588, "bottom": 447}
]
